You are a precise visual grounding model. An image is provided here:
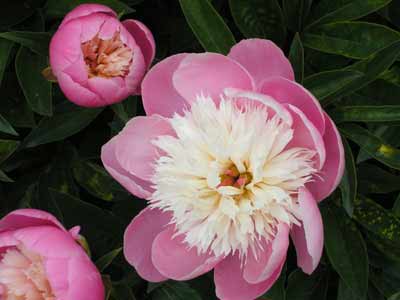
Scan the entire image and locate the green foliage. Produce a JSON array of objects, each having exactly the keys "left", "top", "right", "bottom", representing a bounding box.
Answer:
[{"left": 0, "top": 0, "right": 399, "bottom": 299}]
